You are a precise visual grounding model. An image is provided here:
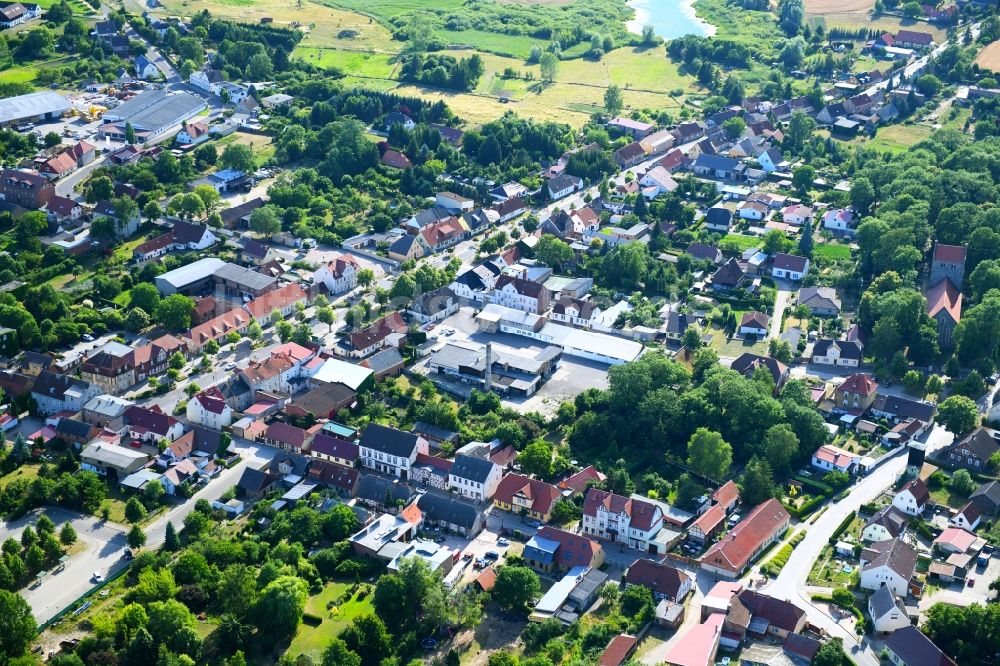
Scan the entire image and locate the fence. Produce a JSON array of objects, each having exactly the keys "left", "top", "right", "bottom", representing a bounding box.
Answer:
[{"left": 36, "top": 561, "right": 132, "bottom": 633}]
